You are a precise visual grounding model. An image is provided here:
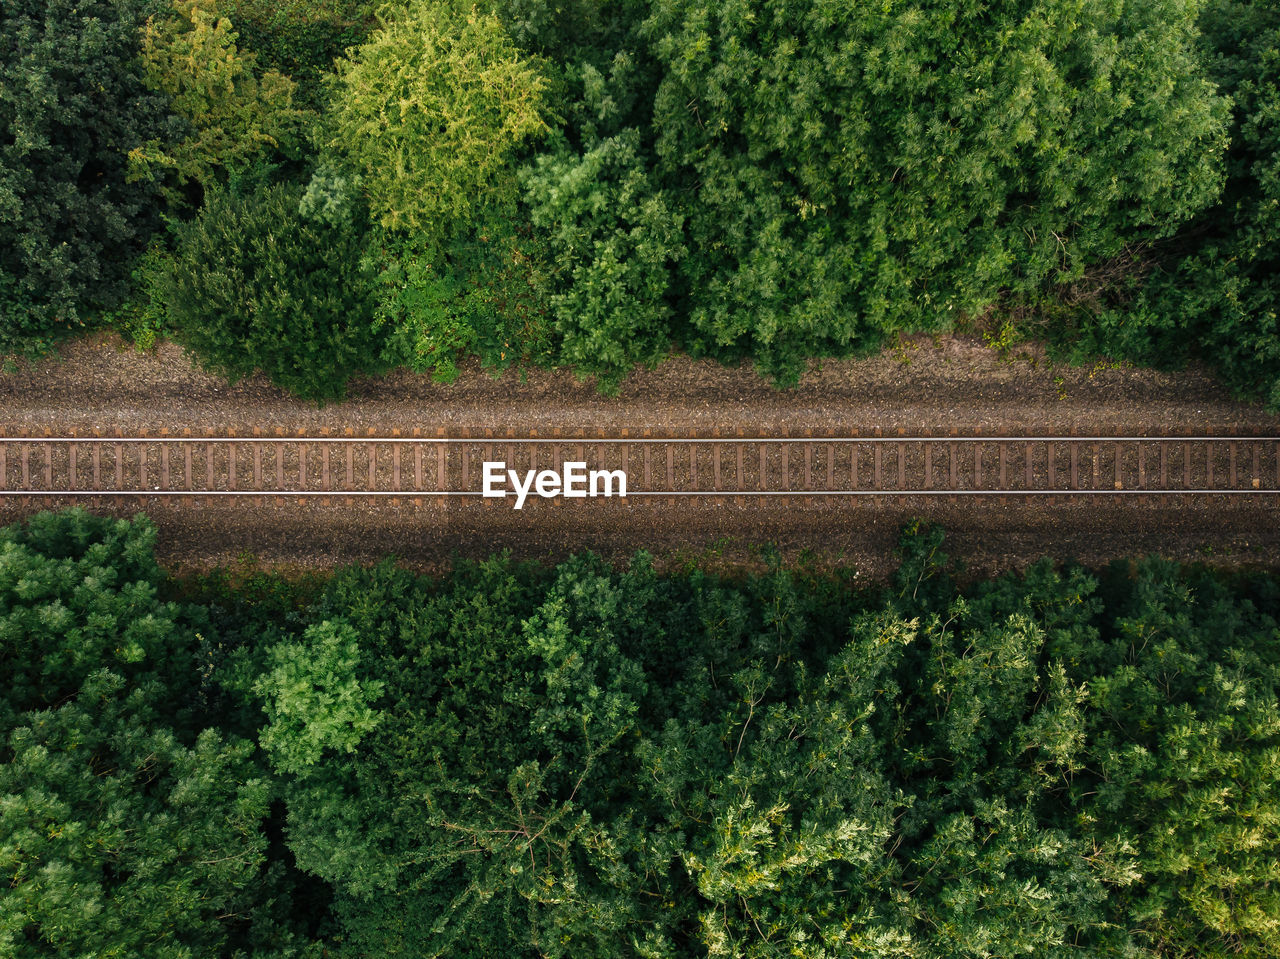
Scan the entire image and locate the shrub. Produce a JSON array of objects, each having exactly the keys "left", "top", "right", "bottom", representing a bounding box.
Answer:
[
  {"left": 521, "top": 130, "right": 685, "bottom": 387},
  {"left": 160, "top": 182, "right": 386, "bottom": 402},
  {"left": 371, "top": 213, "right": 556, "bottom": 382}
]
